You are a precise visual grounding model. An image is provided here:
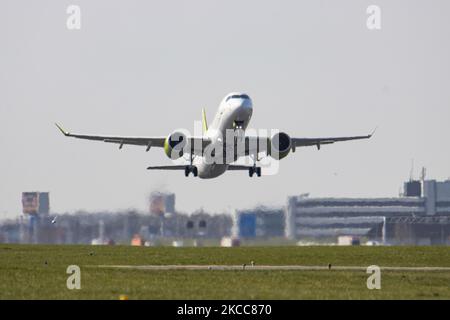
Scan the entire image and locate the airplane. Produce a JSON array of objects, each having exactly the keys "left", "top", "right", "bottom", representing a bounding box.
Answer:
[{"left": 55, "top": 92, "right": 374, "bottom": 179}]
